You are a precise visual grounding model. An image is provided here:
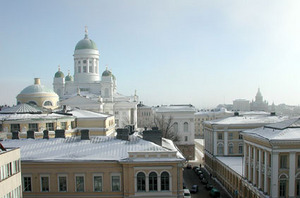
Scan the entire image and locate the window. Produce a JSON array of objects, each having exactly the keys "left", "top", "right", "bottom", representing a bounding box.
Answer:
[
  {"left": 23, "top": 176, "right": 32, "bottom": 192},
  {"left": 137, "top": 172, "right": 146, "bottom": 191},
  {"left": 75, "top": 175, "right": 84, "bottom": 192},
  {"left": 0, "top": 124, "right": 2, "bottom": 131},
  {"left": 149, "top": 172, "right": 157, "bottom": 191},
  {"left": 78, "top": 66, "right": 81, "bottom": 73},
  {"left": 11, "top": 124, "right": 20, "bottom": 132},
  {"left": 61, "top": 122, "right": 67, "bottom": 130},
  {"left": 28, "top": 101, "right": 37, "bottom": 105},
  {"left": 280, "top": 155, "right": 288, "bottom": 169},
  {"left": 239, "top": 133, "right": 243, "bottom": 139},
  {"left": 173, "top": 122, "right": 178, "bottom": 133},
  {"left": 184, "top": 122, "right": 188, "bottom": 132},
  {"left": 111, "top": 175, "right": 120, "bottom": 191},
  {"left": 228, "top": 133, "right": 233, "bottom": 140},
  {"left": 44, "top": 101, "right": 52, "bottom": 106},
  {"left": 238, "top": 144, "right": 243, "bottom": 154},
  {"left": 89, "top": 66, "right": 93, "bottom": 73},
  {"left": 297, "top": 178, "right": 300, "bottom": 197},
  {"left": 279, "top": 179, "right": 287, "bottom": 197},
  {"left": 185, "top": 136, "right": 188, "bottom": 142},
  {"left": 161, "top": 172, "right": 170, "bottom": 191},
  {"left": 217, "top": 144, "right": 224, "bottom": 155},
  {"left": 41, "top": 176, "right": 49, "bottom": 192},
  {"left": 83, "top": 60, "right": 87, "bottom": 64},
  {"left": 218, "top": 133, "right": 223, "bottom": 140},
  {"left": 78, "top": 60, "right": 81, "bottom": 64},
  {"left": 46, "top": 123, "right": 54, "bottom": 131},
  {"left": 29, "top": 123, "right": 38, "bottom": 131},
  {"left": 58, "top": 176, "right": 67, "bottom": 192},
  {"left": 93, "top": 175, "right": 102, "bottom": 192},
  {"left": 298, "top": 155, "right": 300, "bottom": 168},
  {"left": 228, "top": 144, "right": 233, "bottom": 154},
  {"left": 83, "top": 66, "right": 87, "bottom": 73}
]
